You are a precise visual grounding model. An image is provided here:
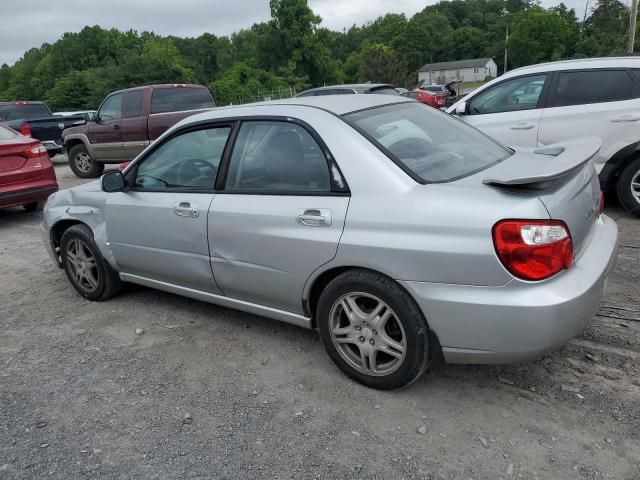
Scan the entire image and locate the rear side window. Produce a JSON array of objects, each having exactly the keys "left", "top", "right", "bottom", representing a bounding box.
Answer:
[
  {"left": 0, "top": 104, "right": 51, "bottom": 121},
  {"left": 552, "top": 70, "right": 633, "bottom": 107},
  {"left": 224, "top": 121, "right": 331, "bottom": 192},
  {"left": 124, "top": 91, "right": 143, "bottom": 118},
  {"left": 347, "top": 102, "right": 511, "bottom": 183},
  {"left": 151, "top": 87, "right": 214, "bottom": 114},
  {"left": 0, "top": 125, "right": 18, "bottom": 139}
]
